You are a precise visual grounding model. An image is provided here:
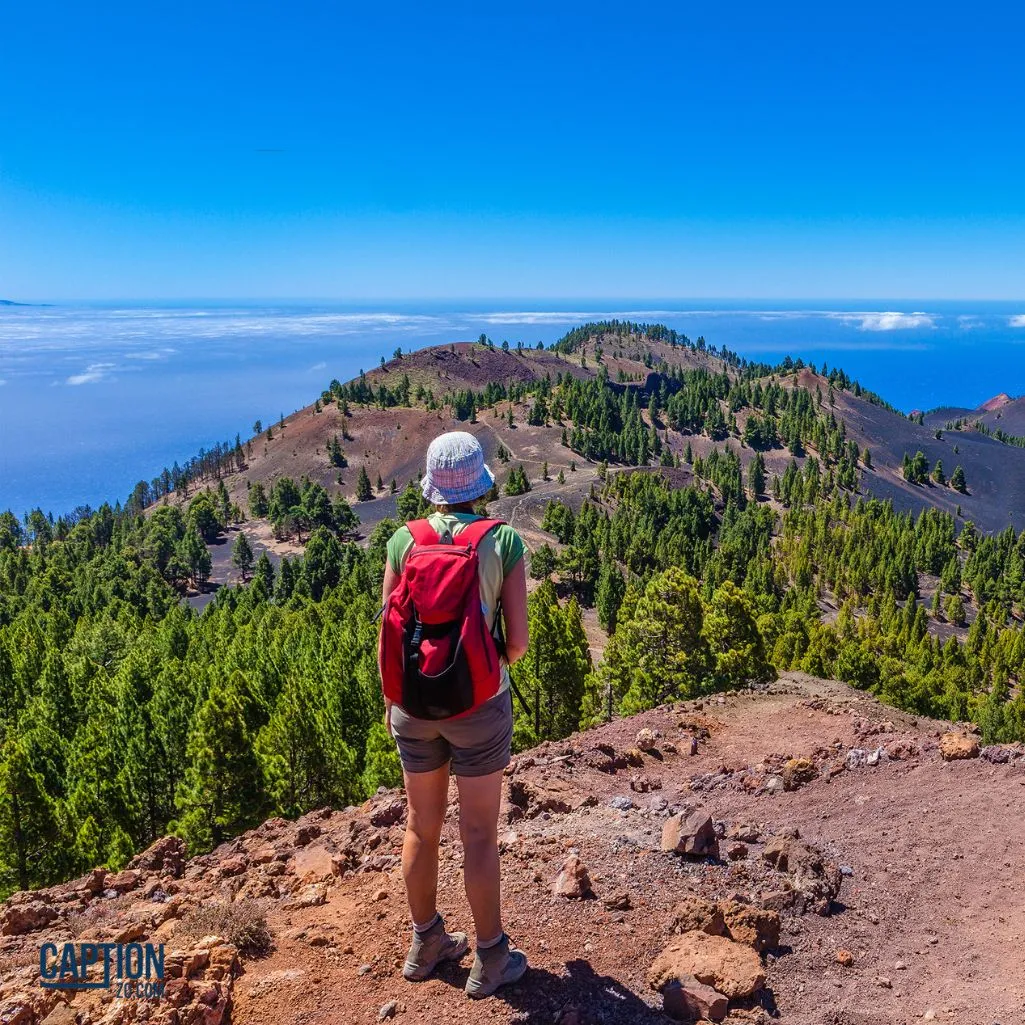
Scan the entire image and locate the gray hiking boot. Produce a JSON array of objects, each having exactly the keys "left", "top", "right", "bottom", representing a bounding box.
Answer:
[
  {"left": 464, "top": 934, "right": 528, "bottom": 998},
  {"left": 402, "top": 917, "right": 469, "bottom": 981}
]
